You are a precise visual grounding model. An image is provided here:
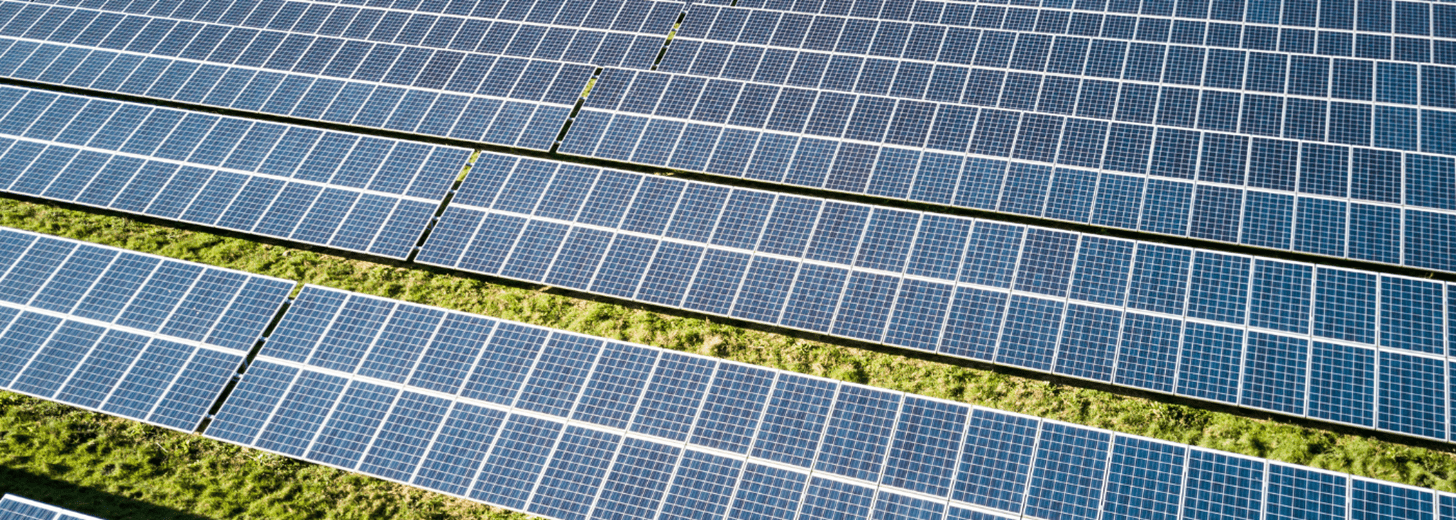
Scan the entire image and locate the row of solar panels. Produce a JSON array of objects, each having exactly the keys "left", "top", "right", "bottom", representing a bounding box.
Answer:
[
  {"left": 424, "top": 151, "right": 1456, "bottom": 441},
  {"left": 13, "top": 0, "right": 1453, "bottom": 156},
  {"left": 671, "top": 5, "right": 1456, "bottom": 72},
  {"left": 1, "top": 225, "right": 1450, "bottom": 520},
  {"left": 6, "top": 0, "right": 682, "bottom": 70},
  {"left": 666, "top": 16, "right": 1454, "bottom": 118},
  {"left": 7, "top": 0, "right": 1454, "bottom": 277},
  {"left": 0, "top": 85, "right": 473, "bottom": 259},
  {"left": 0, "top": 495, "right": 103, "bottom": 520},
  {"left": 0, "top": 81, "right": 1452, "bottom": 440},
  {"left": 0, "top": 0, "right": 610, "bottom": 148},
  {"left": 31, "top": 0, "right": 686, "bottom": 40},
  {"left": 565, "top": 102, "right": 1454, "bottom": 271},
  {"left": 698, "top": 0, "right": 1456, "bottom": 43}
]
